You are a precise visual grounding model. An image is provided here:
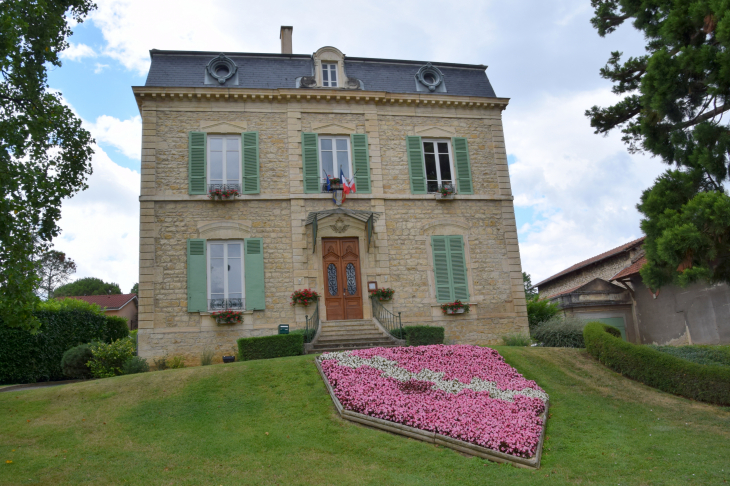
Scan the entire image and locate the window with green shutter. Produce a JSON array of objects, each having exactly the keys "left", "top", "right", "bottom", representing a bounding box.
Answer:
[
  {"left": 431, "top": 235, "right": 470, "bottom": 303},
  {"left": 241, "top": 132, "right": 260, "bottom": 194},
  {"left": 452, "top": 137, "right": 473, "bottom": 194},
  {"left": 351, "top": 133, "right": 371, "bottom": 193},
  {"left": 187, "top": 239, "right": 207, "bottom": 312},
  {"left": 244, "top": 238, "right": 266, "bottom": 310},
  {"left": 301, "top": 132, "right": 320, "bottom": 194},
  {"left": 188, "top": 132, "right": 206, "bottom": 194},
  {"left": 406, "top": 136, "right": 427, "bottom": 194}
]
